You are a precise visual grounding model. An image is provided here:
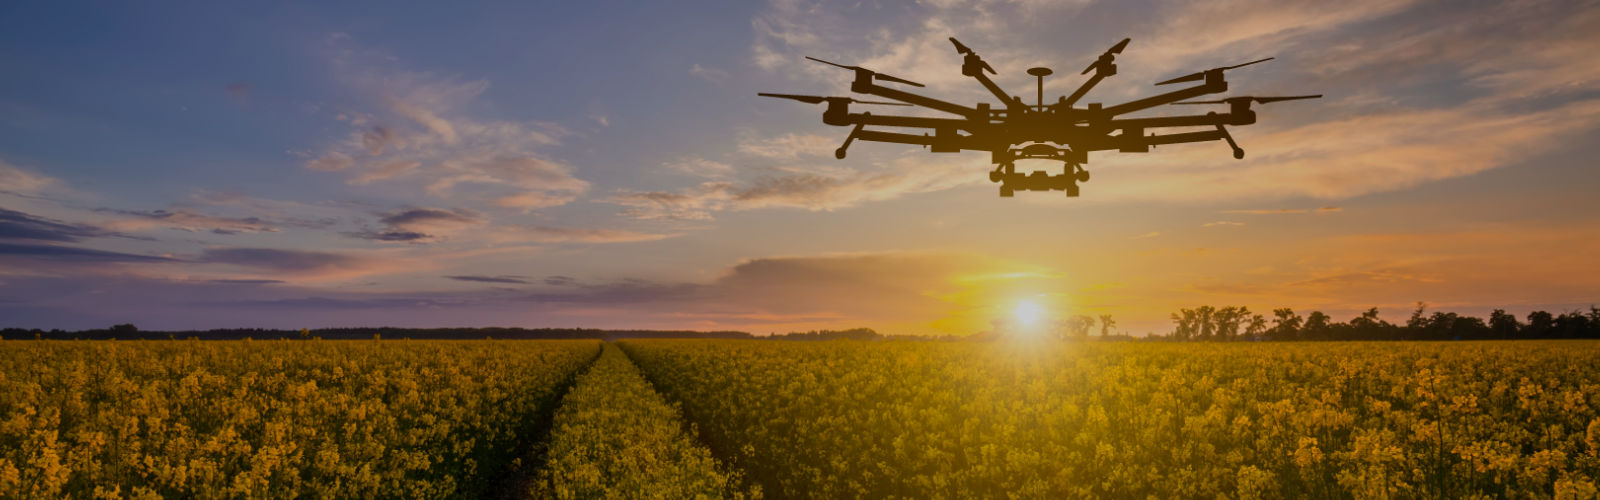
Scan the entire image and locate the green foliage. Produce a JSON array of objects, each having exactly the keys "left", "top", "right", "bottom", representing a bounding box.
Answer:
[
  {"left": 536, "top": 344, "right": 755, "bottom": 499},
  {"left": 0, "top": 340, "right": 600, "bottom": 498},
  {"left": 622, "top": 339, "right": 1600, "bottom": 499}
]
